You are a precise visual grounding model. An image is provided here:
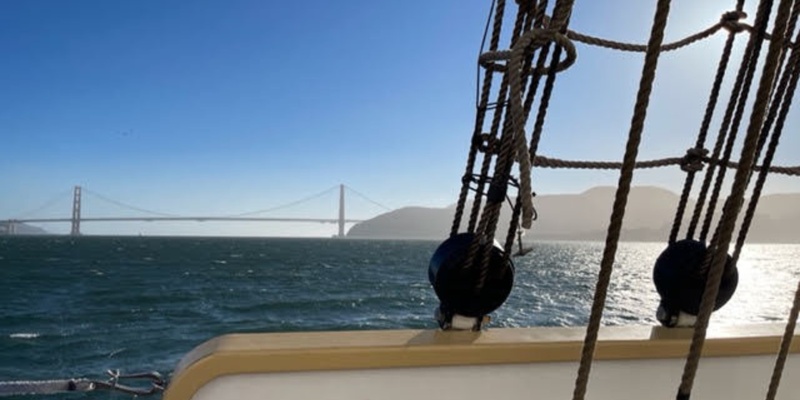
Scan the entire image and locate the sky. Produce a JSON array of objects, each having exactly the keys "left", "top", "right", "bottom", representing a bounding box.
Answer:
[{"left": 1, "top": 0, "right": 798, "bottom": 236}]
